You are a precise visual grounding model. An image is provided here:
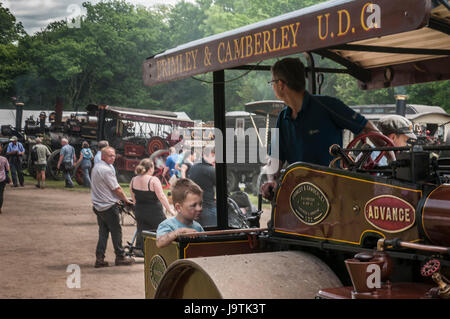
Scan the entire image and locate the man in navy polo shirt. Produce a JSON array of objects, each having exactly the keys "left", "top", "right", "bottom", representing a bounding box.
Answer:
[{"left": 261, "top": 57, "right": 381, "bottom": 199}]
